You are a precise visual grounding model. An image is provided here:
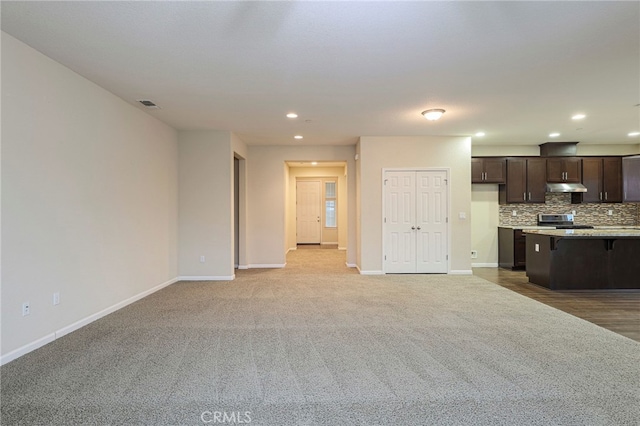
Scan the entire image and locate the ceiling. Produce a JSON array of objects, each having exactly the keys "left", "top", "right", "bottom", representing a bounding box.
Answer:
[{"left": 2, "top": 1, "right": 639, "bottom": 147}]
